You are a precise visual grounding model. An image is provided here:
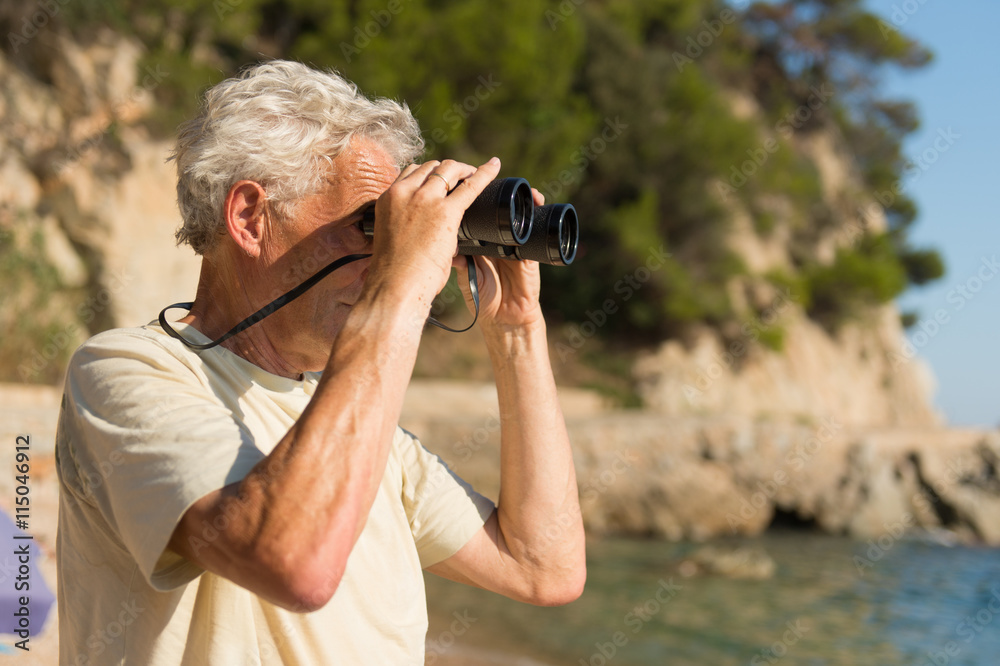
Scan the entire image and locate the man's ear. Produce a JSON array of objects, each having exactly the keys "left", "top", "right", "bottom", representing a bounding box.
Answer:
[{"left": 224, "top": 180, "right": 269, "bottom": 258}]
